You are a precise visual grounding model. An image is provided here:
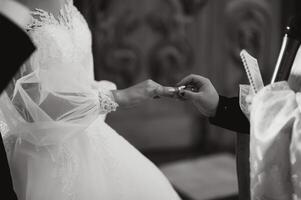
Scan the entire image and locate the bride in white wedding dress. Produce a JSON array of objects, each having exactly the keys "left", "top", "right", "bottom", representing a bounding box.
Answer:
[{"left": 0, "top": 0, "right": 181, "bottom": 199}]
